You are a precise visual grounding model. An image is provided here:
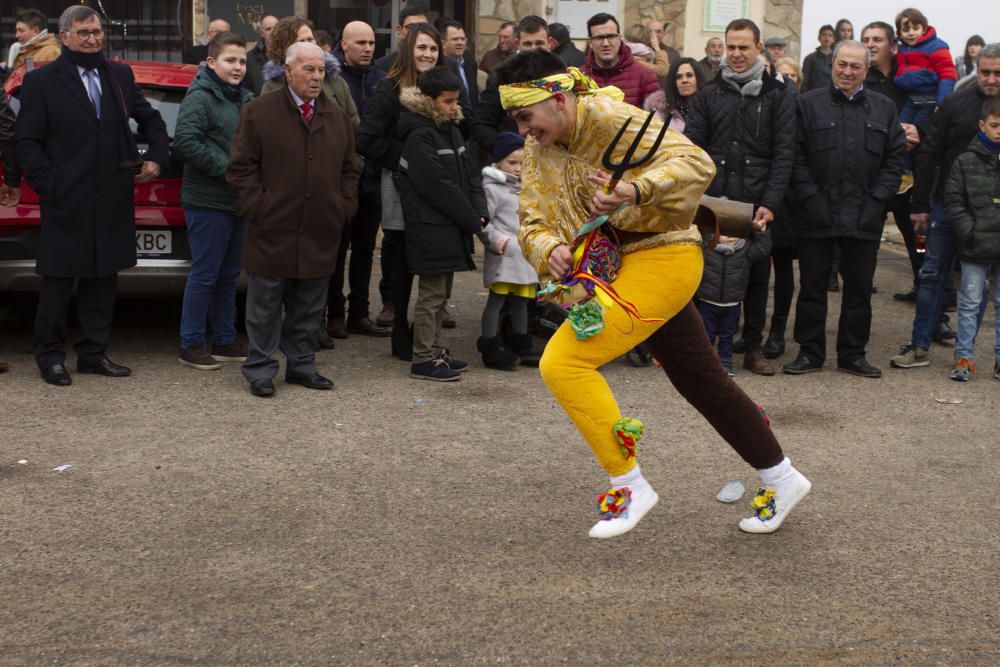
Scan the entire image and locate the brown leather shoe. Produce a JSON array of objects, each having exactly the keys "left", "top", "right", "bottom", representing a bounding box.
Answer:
[
  {"left": 328, "top": 319, "right": 349, "bottom": 339},
  {"left": 347, "top": 317, "right": 391, "bottom": 337},
  {"left": 744, "top": 349, "right": 776, "bottom": 376},
  {"left": 375, "top": 305, "right": 394, "bottom": 328},
  {"left": 0, "top": 357, "right": 9, "bottom": 373}
]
